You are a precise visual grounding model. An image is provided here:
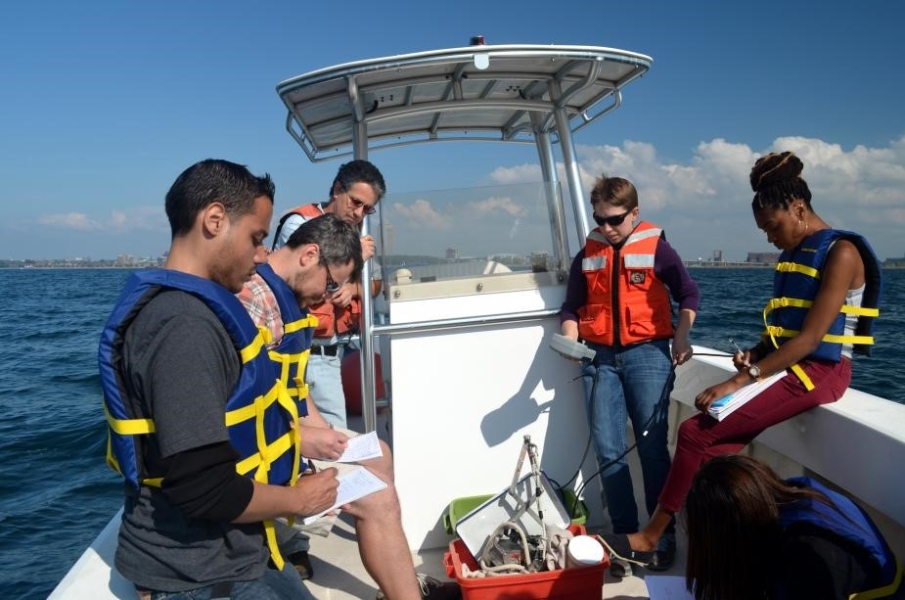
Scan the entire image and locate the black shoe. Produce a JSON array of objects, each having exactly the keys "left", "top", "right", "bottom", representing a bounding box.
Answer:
[
  {"left": 647, "top": 536, "right": 676, "bottom": 572},
  {"left": 286, "top": 550, "right": 314, "bottom": 580},
  {"left": 598, "top": 533, "right": 654, "bottom": 567},
  {"left": 377, "top": 574, "right": 461, "bottom": 600},
  {"left": 417, "top": 574, "right": 461, "bottom": 599},
  {"left": 608, "top": 558, "right": 632, "bottom": 579}
]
